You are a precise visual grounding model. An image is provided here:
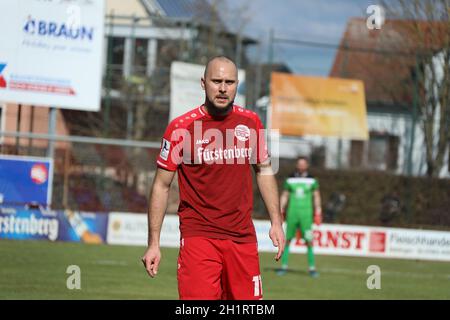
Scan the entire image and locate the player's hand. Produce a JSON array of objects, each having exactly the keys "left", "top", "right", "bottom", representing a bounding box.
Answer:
[
  {"left": 141, "top": 245, "right": 161, "bottom": 278},
  {"left": 314, "top": 209, "right": 322, "bottom": 225},
  {"left": 269, "top": 223, "right": 285, "bottom": 261}
]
